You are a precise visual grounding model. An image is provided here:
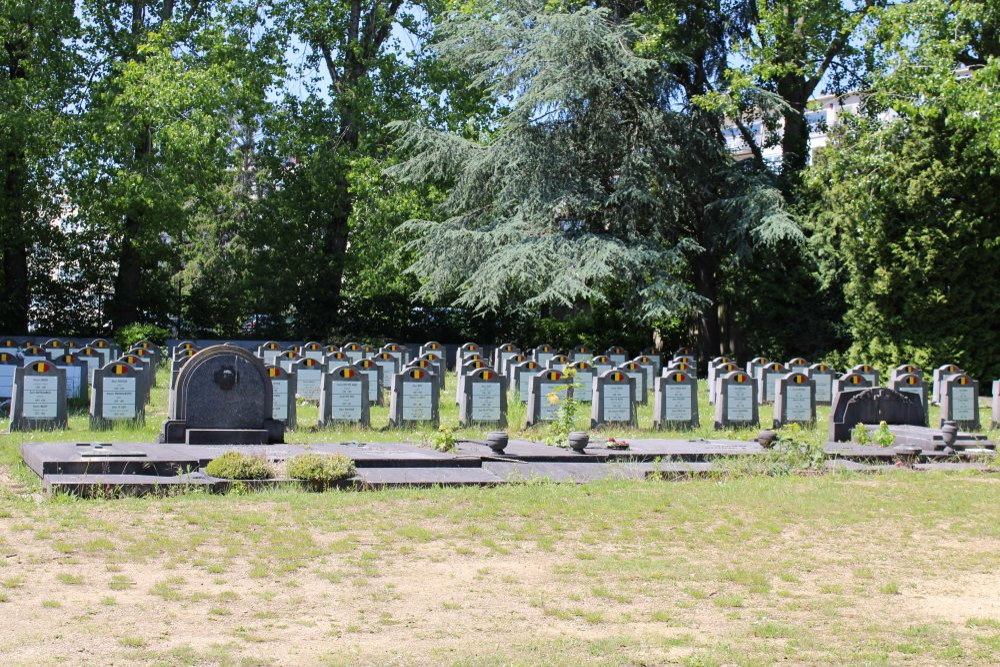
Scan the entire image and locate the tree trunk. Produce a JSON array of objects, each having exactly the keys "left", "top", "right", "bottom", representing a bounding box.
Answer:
[
  {"left": 1, "top": 39, "right": 30, "bottom": 332},
  {"left": 778, "top": 75, "right": 809, "bottom": 185},
  {"left": 694, "top": 252, "right": 721, "bottom": 363}
]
